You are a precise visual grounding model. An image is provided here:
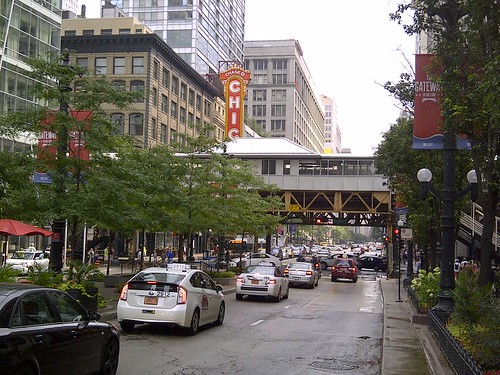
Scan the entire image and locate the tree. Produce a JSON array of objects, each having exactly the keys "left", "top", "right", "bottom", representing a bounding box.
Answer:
[{"left": 391, "top": 0, "right": 499, "bottom": 286}]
